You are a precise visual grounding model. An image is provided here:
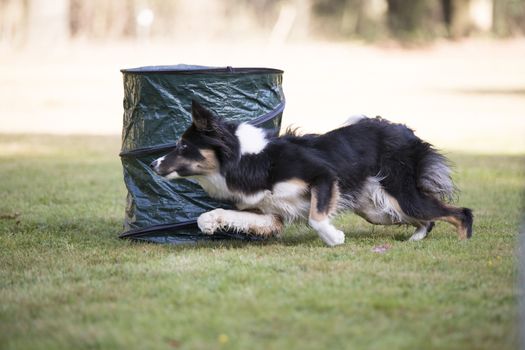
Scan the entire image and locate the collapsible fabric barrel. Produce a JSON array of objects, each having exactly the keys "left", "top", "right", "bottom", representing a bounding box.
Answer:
[{"left": 119, "top": 65, "right": 285, "bottom": 244}]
